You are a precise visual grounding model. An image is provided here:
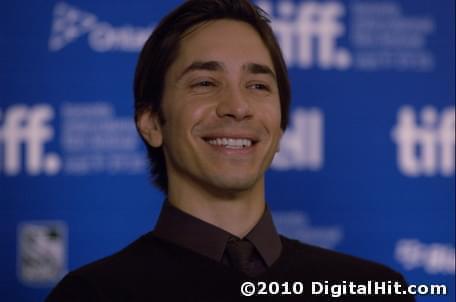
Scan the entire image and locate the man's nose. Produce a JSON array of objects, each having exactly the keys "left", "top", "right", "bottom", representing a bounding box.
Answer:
[{"left": 215, "top": 86, "right": 252, "bottom": 121}]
